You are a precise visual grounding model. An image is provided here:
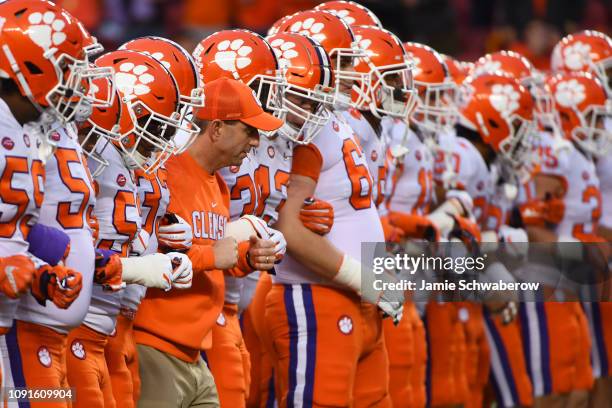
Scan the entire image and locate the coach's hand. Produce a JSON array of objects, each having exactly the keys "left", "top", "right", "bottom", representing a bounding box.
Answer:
[
  {"left": 213, "top": 237, "right": 238, "bottom": 269},
  {"left": 247, "top": 236, "right": 276, "bottom": 271}
]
